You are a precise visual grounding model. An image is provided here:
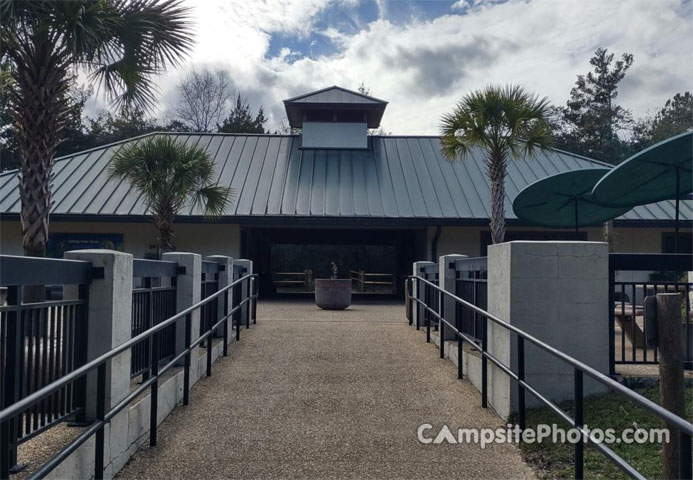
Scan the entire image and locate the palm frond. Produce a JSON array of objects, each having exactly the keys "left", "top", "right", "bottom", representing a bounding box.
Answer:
[
  {"left": 195, "top": 185, "right": 234, "bottom": 218},
  {"left": 87, "top": 0, "right": 193, "bottom": 112}
]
